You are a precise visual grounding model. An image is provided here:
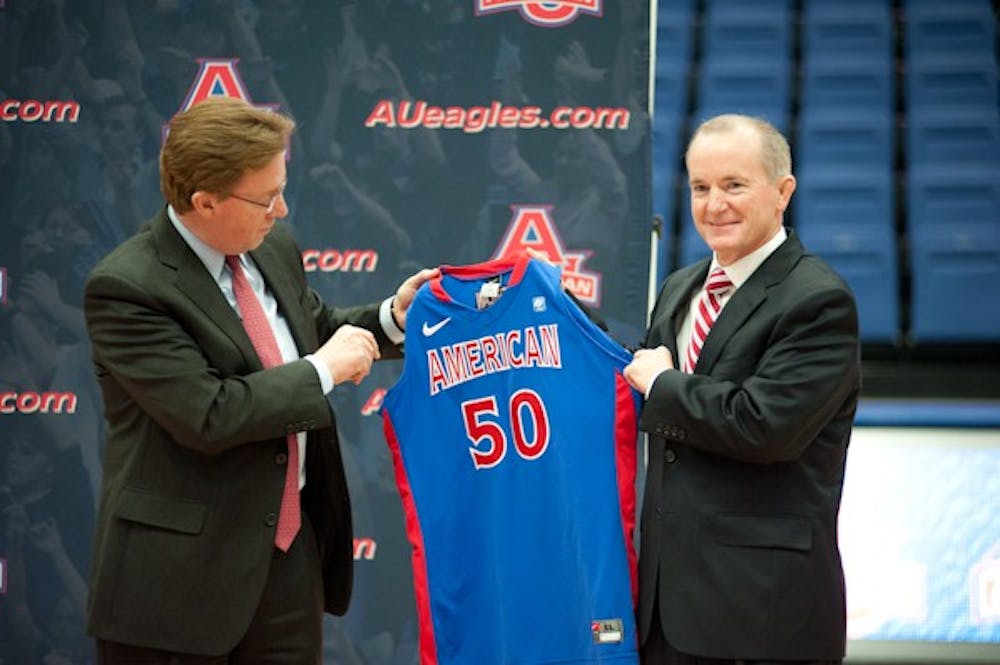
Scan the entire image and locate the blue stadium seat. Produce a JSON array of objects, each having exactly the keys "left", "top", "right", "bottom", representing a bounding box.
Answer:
[
  {"left": 792, "top": 168, "right": 898, "bottom": 343},
  {"left": 909, "top": 224, "right": 1000, "bottom": 342},
  {"left": 801, "top": 56, "right": 895, "bottom": 113},
  {"left": 803, "top": 0, "right": 891, "bottom": 9},
  {"left": 704, "top": 0, "right": 791, "bottom": 10},
  {"left": 906, "top": 108, "right": 1000, "bottom": 167},
  {"left": 656, "top": 2, "right": 694, "bottom": 71},
  {"left": 652, "top": 108, "right": 687, "bottom": 279},
  {"left": 801, "top": 2, "right": 894, "bottom": 66},
  {"left": 677, "top": 221, "right": 711, "bottom": 268},
  {"left": 902, "top": 0, "right": 993, "bottom": 7},
  {"left": 906, "top": 165, "right": 1000, "bottom": 231},
  {"left": 655, "top": 215, "right": 676, "bottom": 285},
  {"left": 797, "top": 222, "right": 900, "bottom": 343},
  {"left": 652, "top": 112, "right": 682, "bottom": 226},
  {"left": 657, "top": 0, "right": 696, "bottom": 13},
  {"left": 796, "top": 109, "right": 895, "bottom": 176},
  {"left": 695, "top": 58, "right": 792, "bottom": 134},
  {"left": 654, "top": 62, "right": 688, "bottom": 121},
  {"left": 905, "top": 54, "right": 999, "bottom": 112},
  {"left": 676, "top": 185, "right": 711, "bottom": 267},
  {"left": 904, "top": 4, "right": 997, "bottom": 62},
  {"left": 793, "top": 169, "right": 895, "bottom": 237},
  {"left": 702, "top": 5, "right": 792, "bottom": 65}
]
